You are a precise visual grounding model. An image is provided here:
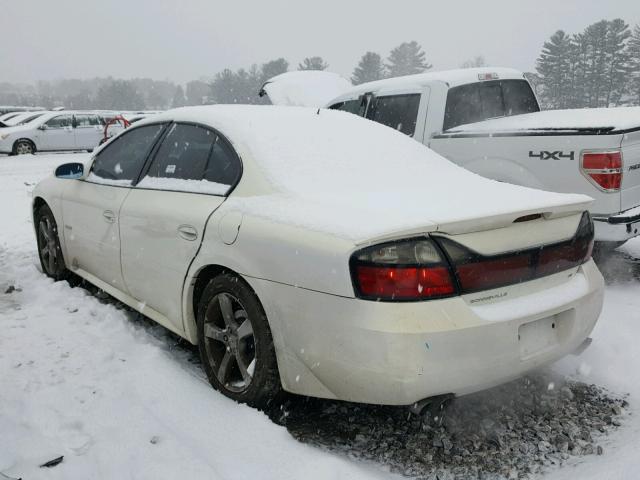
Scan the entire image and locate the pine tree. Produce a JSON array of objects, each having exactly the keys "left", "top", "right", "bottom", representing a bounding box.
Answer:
[
  {"left": 298, "top": 56, "right": 329, "bottom": 71},
  {"left": 171, "top": 85, "right": 186, "bottom": 108},
  {"left": 351, "top": 52, "right": 385, "bottom": 85},
  {"left": 603, "top": 19, "right": 631, "bottom": 106},
  {"left": 260, "top": 58, "right": 289, "bottom": 83},
  {"left": 626, "top": 25, "right": 640, "bottom": 105},
  {"left": 185, "top": 80, "right": 210, "bottom": 105},
  {"left": 536, "top": 30, "right": 573, "bottom": 109},
  {"left": 385, "top": 41, "right": 432, "bottom": 77}
]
